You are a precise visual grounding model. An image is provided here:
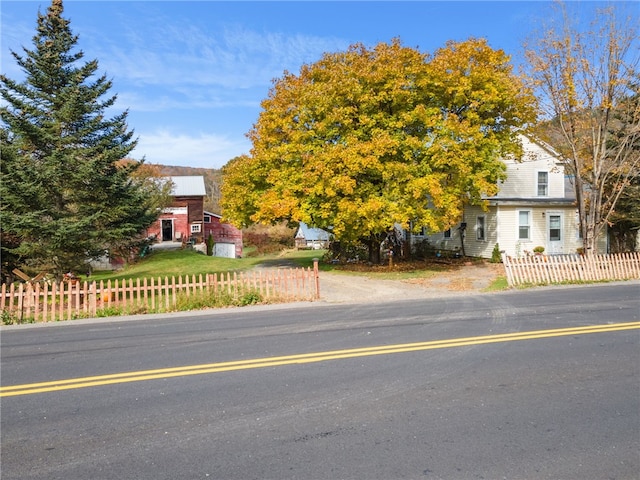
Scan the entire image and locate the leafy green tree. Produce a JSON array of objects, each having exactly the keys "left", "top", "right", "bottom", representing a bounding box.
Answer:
[
  {"left": 222, "top": 39, "right": 536, "bottom": 262},
  {"left": 0, "top": 0, "right": 161, "bottom": 277}
]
